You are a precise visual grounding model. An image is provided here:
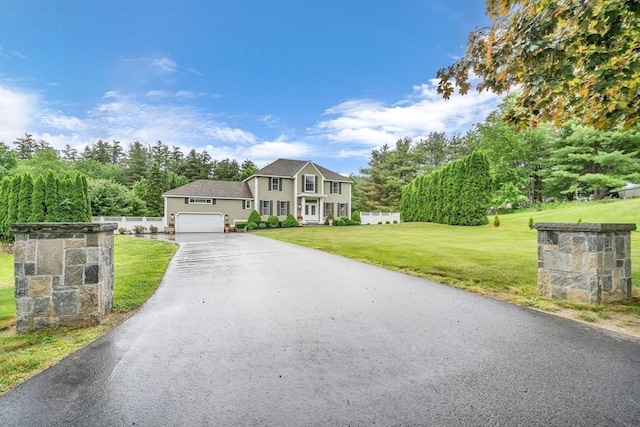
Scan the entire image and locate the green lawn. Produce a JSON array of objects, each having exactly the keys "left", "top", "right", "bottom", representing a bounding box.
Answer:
[
  {"left": 257, "top": 199, "right": 640, "bottom": 307},
  {"left": 0, "top": 236, "right": 177, "bottom": 394}
]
